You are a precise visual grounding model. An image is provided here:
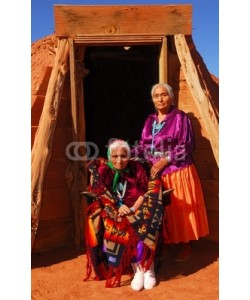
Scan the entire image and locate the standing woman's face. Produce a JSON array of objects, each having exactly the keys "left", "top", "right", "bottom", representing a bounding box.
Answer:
[
  {"left": 152, "top": 86, "right": 172, "bottom": 113},
  {"left": 109, "top": 146, "right": 130, "bottom": 170}
]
